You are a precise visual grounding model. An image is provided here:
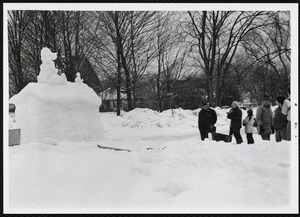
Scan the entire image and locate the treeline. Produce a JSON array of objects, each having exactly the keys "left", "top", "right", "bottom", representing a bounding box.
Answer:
[{"left": 8, "top": 11, "right": 290, "bottom": 114}]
